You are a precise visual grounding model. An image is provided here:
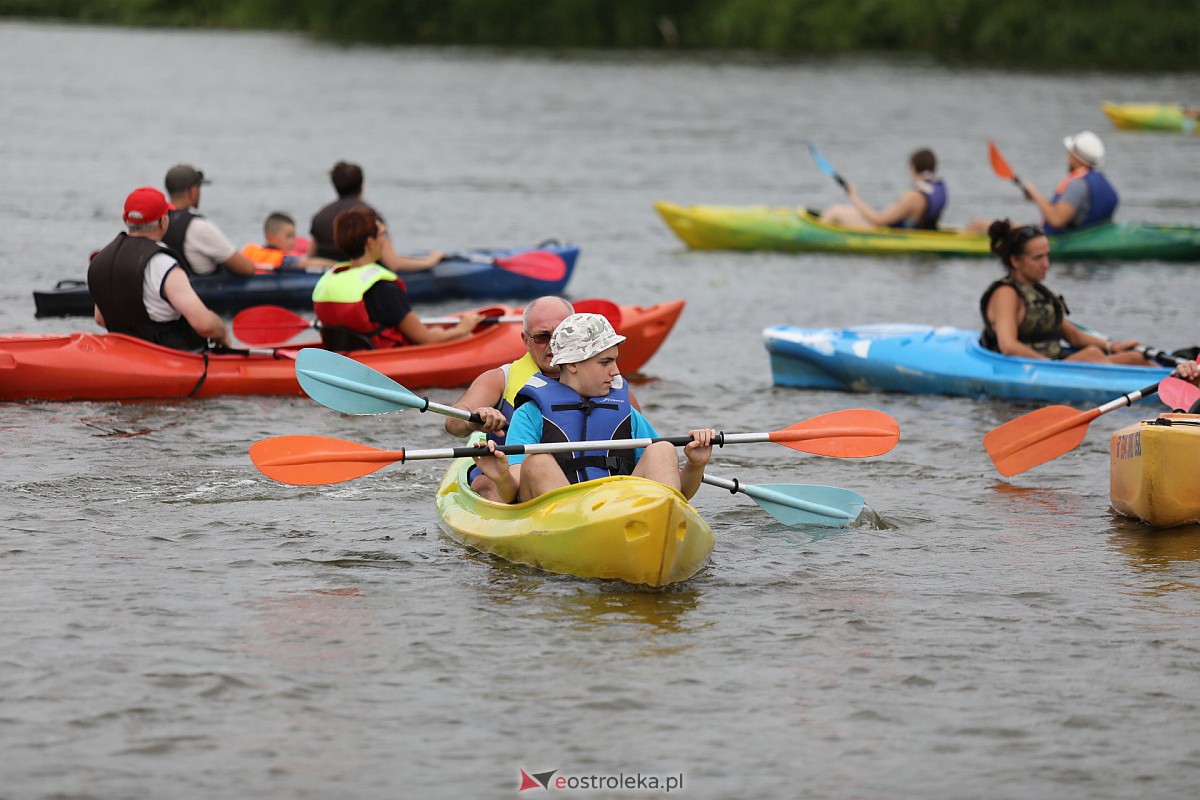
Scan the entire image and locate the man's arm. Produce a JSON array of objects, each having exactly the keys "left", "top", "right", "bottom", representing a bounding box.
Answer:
[
  {"left": 1023, "top": 180, "right": 1079, "bottom": 230},
  {"left": 191, "top": 218, "right": 257, "bottom": 276},
  {"left": 220, "top": 250, "right": 258, "bottom": 277},
  {"left": 162, "top": 268, "right": 230, "bottom": 346},
  {"left": 445, "top": 367, "right": 508, "bottom": 437},
  {"left": 378, "top": 236, "right": 444, "bottom": 272}
]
